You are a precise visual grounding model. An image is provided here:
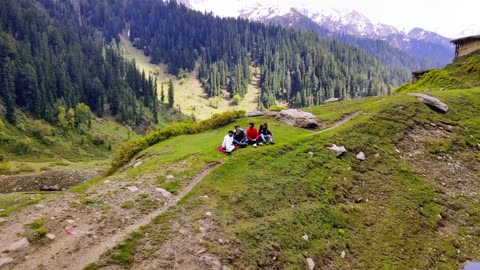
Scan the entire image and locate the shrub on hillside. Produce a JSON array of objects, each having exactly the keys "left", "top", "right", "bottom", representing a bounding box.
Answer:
[
  {"left": 0, "top": 162, "right": 11, "bottom": 174},
  {"left": 268, "top": 105, "right": 287, "bottom": 112},
  {"left": 12, "top": 139, "right": 34, "bottom": 155},
  {"left": 109, "top": 110, "right": 245, "bottom": 173}
]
